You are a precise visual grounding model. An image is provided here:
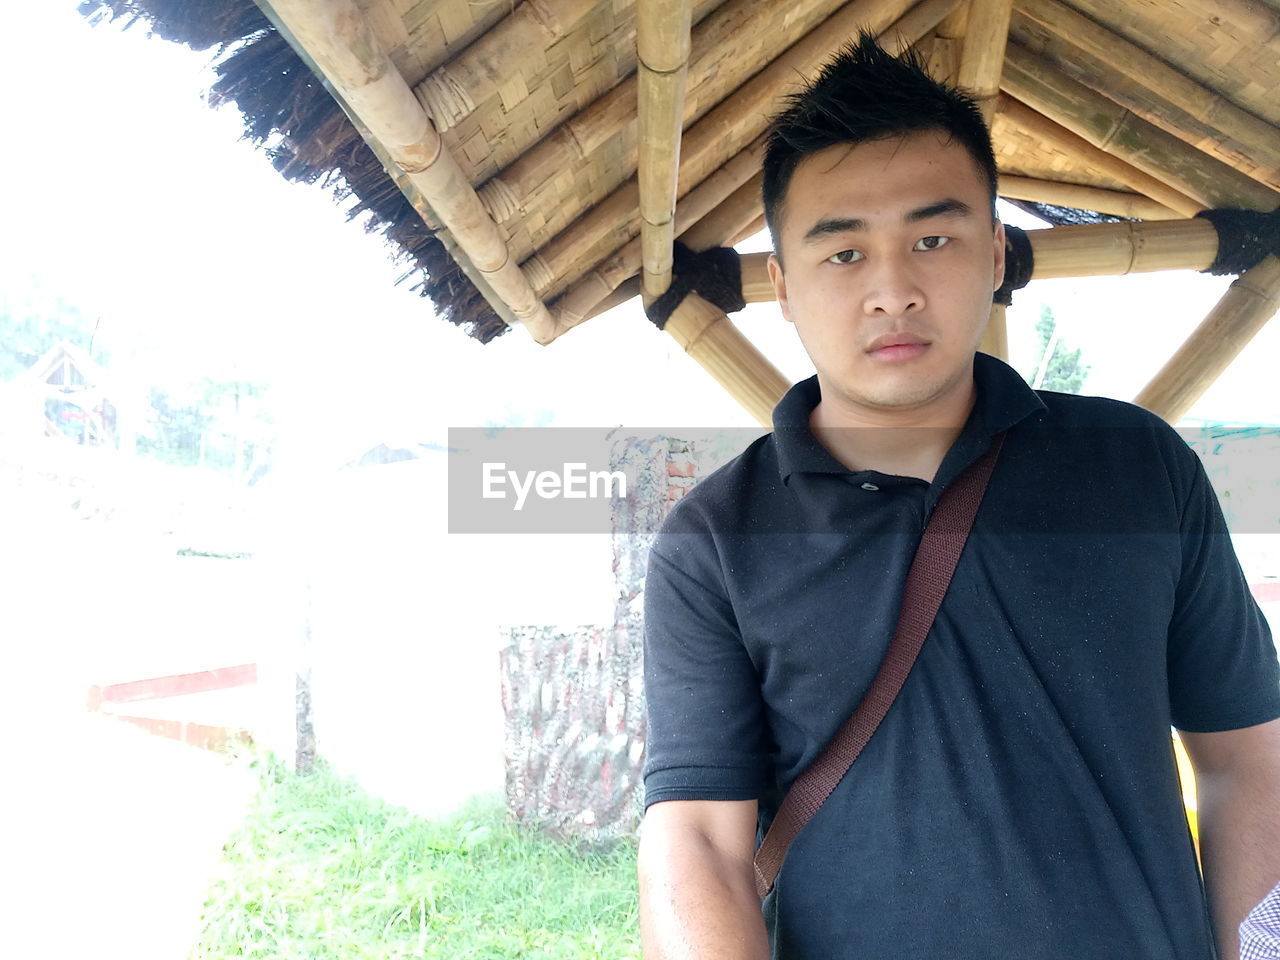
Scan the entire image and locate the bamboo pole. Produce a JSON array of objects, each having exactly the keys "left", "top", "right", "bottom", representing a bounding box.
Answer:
[
  {"left": 637, "top": 0, "right": 695, "bottom": 300},
  {"left": 880, "top": 0, "right": 964, "bottom": 57},
  {"left": 966, "top": 218, "right": 1224, "bottom": 277},
  {"left": 534, "top": 0, "right": 950, "bottom": 309},
  {"left": 678, "top": 172, "right": 765, "bottom": 252},
  {"left": 476, "top": 0, "right": 849, "bottom": 236},
  {"left": 663, "top": 293, "right": 791, "bottom": 426},
  {"left": 1001, "top": 42, "right": 1280, "bottom": 213},
  {"left": 735, "top": 218, "right": 1222, "bottom": 300},
  {"left": 741, "top": 258, "right": 776, "bottom": 303},
  {"left": 262, "top": 0, "right": 554, "bottom": 340},
  {"left": 920, "top": 2, "right": 968, "bottom": 83},
  {"left": 1014, "top": 0, "right": 1280, "bottom": 191},
  {"left": 980, "top": 303, "right": 1008, "bottom": 357},
  {"left": 413, "top": 0, "right": 597, "bottom": 132},
  {"left": 998, "top": 175, "right": 1181, "bottom": 221},
  {"left": 1135, "top": 256, "right": 1280, "bottom": 423},
  {"left": 997, "top": 95, "right": 1205, "bottom": 218},
  {"left": 956, "top": 0, "right": 1013, "bottom": 360},
  {"left": 957, "top": 0, "right": 1013, "bottom": 122},
  {"left": 582, "top": 175, "right": 767, "bottom": 323},
  {"left": 729, "top": 213, "right": 768, "bottom": 248},
  {"left": 583, "top": 277, "right": 643, "bottom": 321},
  {"left": 552, "top": 135, "right": 770, "bottom": 330},
  {"left": 988, "top": 218, "right": 1212, "bottom": 277}
]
